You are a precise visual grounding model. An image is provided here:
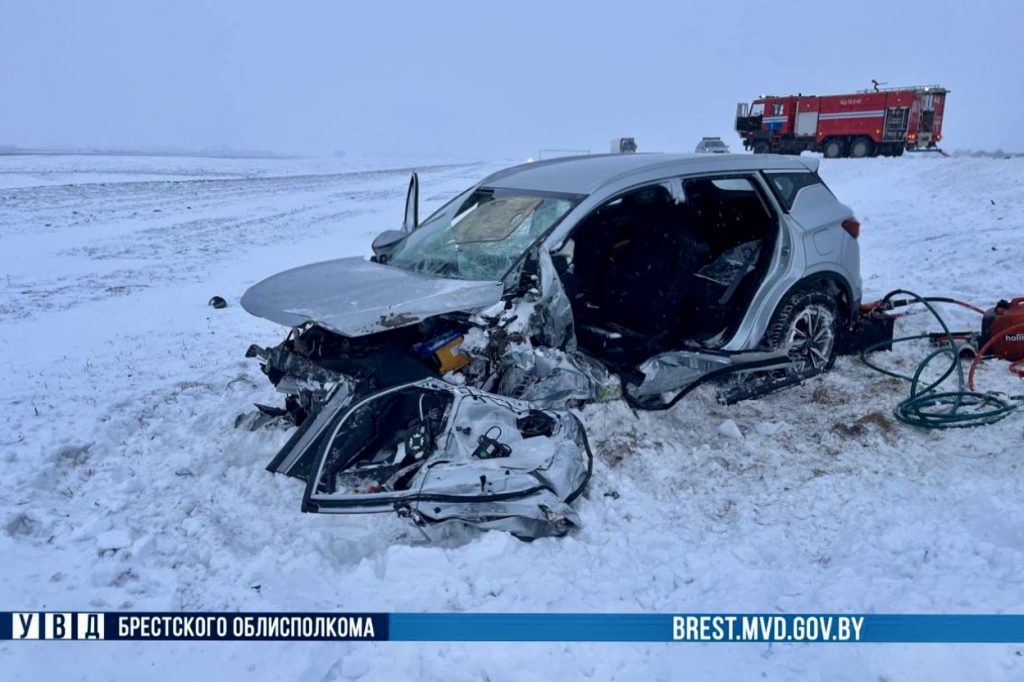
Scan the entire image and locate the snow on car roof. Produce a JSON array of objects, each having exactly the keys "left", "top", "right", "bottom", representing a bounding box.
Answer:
[{"left": 481, "top": 153, "right": 818, "bottom": 195}]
